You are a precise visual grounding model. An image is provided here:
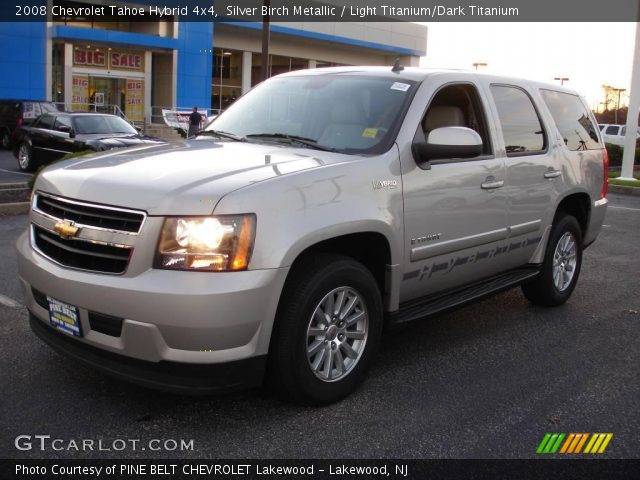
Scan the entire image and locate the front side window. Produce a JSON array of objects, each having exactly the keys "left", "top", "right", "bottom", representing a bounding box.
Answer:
[
  {"left": 490, "top": 85, "right": 546, "bottom": 156},
  {"left": 36, "top": 115, "right": 54, "bottom": 129},
  {"left": 418, "top": 83, "right": 493, "bottom": 157},
  {"left": 540, "top": 89, "right": 601, "bottom": 150},
  {"left": 207, "top": 75, "right": 417, "bottom": 154},
  {"left": 54, "top": 116, "right": 72, "bottom": 131}
]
